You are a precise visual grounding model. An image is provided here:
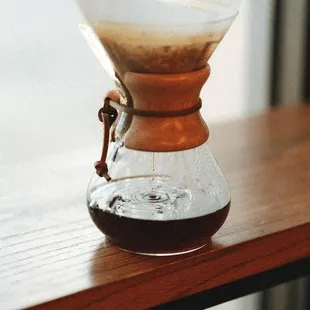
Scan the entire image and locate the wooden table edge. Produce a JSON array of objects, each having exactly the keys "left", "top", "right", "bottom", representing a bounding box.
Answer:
[{"left": 27, "top": 222, "right": 310, "bottom": 310}]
